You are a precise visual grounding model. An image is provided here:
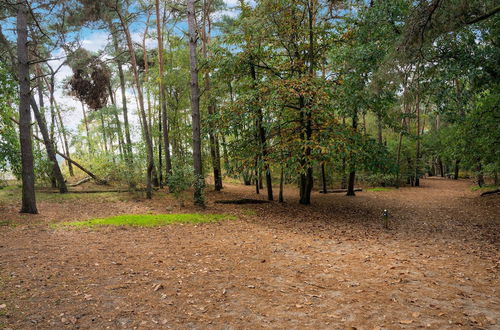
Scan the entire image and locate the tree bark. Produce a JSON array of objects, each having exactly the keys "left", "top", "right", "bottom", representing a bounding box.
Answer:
[
  {"left": 279, "top": 165, "right": 284, "bottom": 203},
  {"left": 346, "top": 112, "right": 358, "bottom": 196},
  {"left": 116, "top": 6, "right": 155, "bottom": 199},
  {"left": 476, "top": 158, "right": 484, "bottom": 187},
  {"left": 201, "top": 1, "right": 223, "bottom": 192},
  {"left": 17, "top": 3, "right": 38, "bottom": 213},
  {"left": 187, "top": 0, "right": 205, "bottom": 206},
  {"left": 321, "top": 163, "right": 327, "bottom": 193},
  {"left": 414, "top": 94, "right": 421, "bottom": 187},
  {"left": 155, "top": 0, "right": 173, "bottom": 185},
  {"left": 454, "top": 159, "right": 460, "bottom": 180},
  {"left": 110, "top": 24, "right": 133, "bottom": 164},
  {"left": 30, "top": 97, "right": 68, "bottom": 193},
  {"left": 377, "top": 112, "right": 383, "bottom": 145}
]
